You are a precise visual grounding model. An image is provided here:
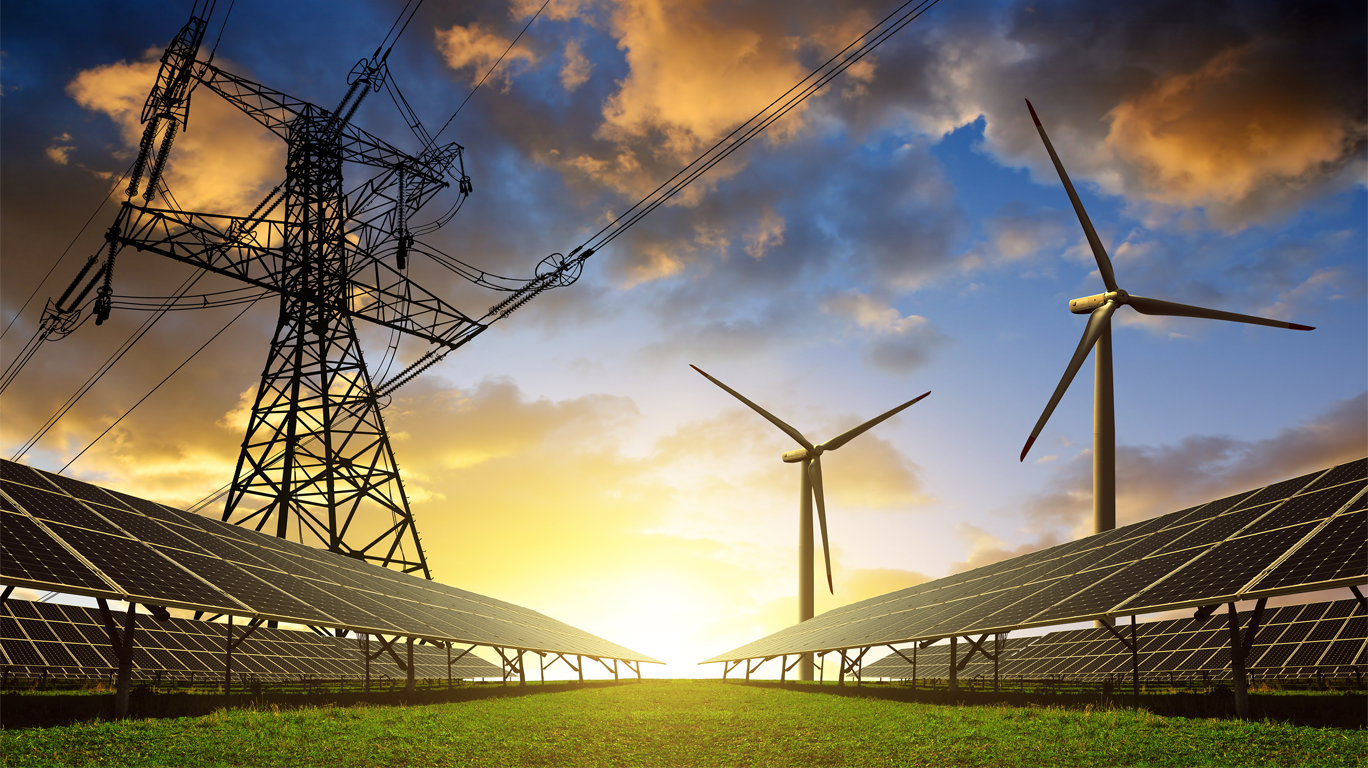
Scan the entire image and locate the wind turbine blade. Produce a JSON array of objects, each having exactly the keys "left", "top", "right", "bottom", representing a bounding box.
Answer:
[
  {"left": 809, "top": 457, "right": 834, "bottom": 594},
  {"left": 1026, "top": 99, "right": 1118, "bottom": 293},
  {"left": 689, "top": 365, "right": 814, "bottom": 450},
  {"left": 1127, "top": 295, "right": 1315, "bottom": 331},
  {"left": 818, "top": 391, "right": 931, "bottom": 452},
  {"left": 1021, "top": 301, "right": 1118, "bottom": 461}
]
